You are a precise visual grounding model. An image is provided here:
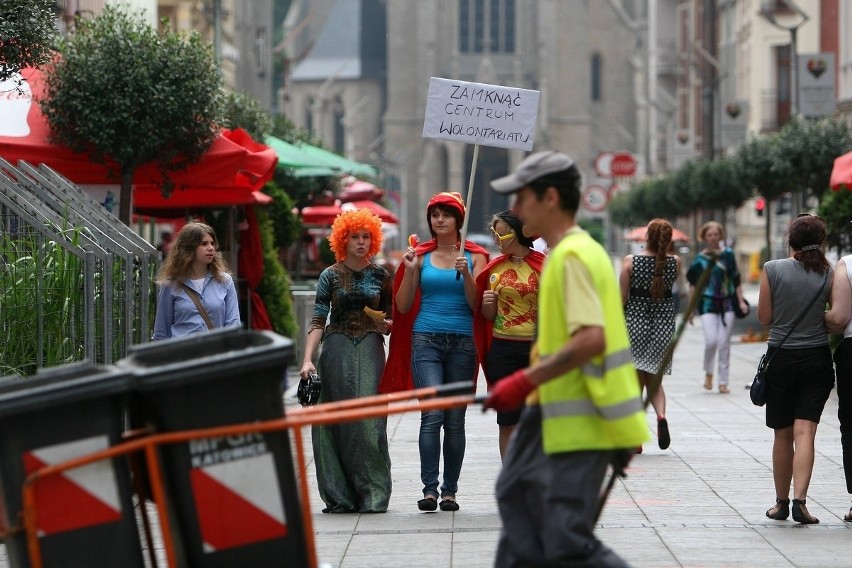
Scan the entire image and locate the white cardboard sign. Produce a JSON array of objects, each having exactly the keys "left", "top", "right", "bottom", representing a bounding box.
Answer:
[{"left": 422, "top": 77, "right": 540, "bottom": 151}]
